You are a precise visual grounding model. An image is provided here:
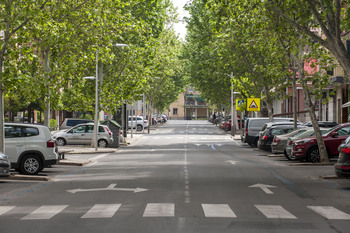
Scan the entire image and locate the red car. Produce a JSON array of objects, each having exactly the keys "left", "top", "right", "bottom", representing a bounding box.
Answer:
[
  {"left": 292, "top": 123, "right": 350, "bottom": 162},
  {"left": 222, "top": 117, "right": 244, "bottom": 132}
]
